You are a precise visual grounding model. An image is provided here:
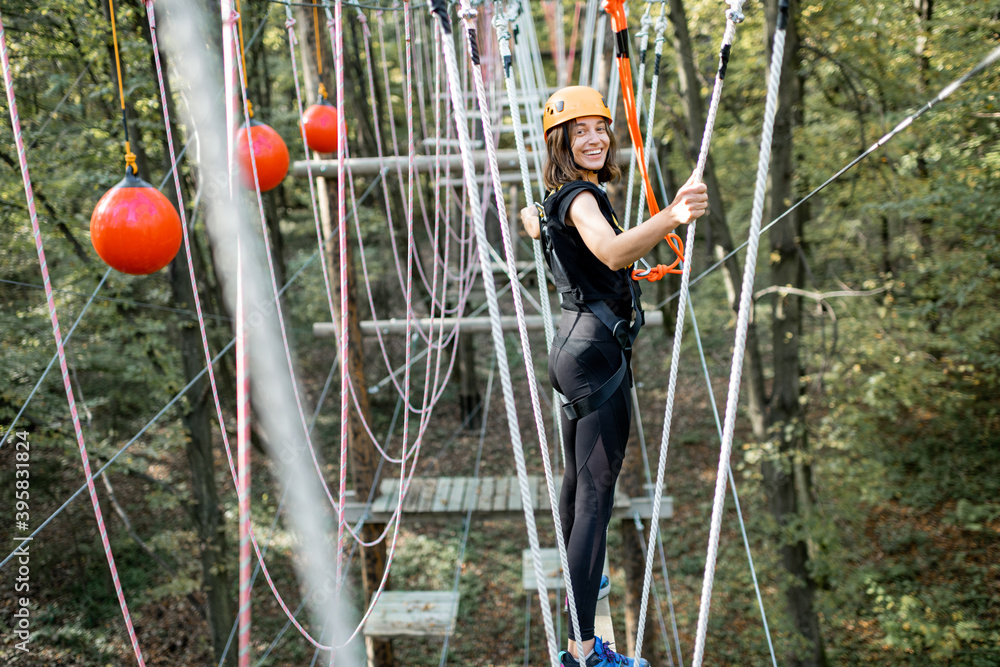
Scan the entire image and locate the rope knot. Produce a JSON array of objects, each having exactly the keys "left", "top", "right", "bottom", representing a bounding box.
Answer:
[
  {"left": 285, "top": 16, "right": 297, "bottom": 29},
  {"left": 655, "top": 15, "right": 668, "bottom": 36},
  {"left": 318, "top": 82, "right": 328, "bottom": 100},
  {"left": 726, "top": 1, "right": 745, "bottom": 23},
  {"left": 457, "top": 6, "right": 477, "bottom": 21},
  {"left": 124, "top": 148, "right": 137, "bottom": 174},
  {"left": 225, "top": 10, "right": 240, "bottom": 27}
]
